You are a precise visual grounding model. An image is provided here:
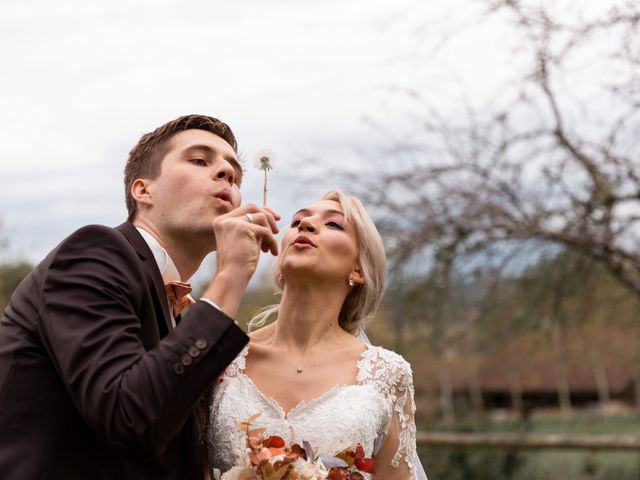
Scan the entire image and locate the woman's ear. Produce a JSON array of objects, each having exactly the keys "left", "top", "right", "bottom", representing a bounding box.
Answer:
[{"left": 349, "top": 266, "right": 365, "bottom": 285}]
